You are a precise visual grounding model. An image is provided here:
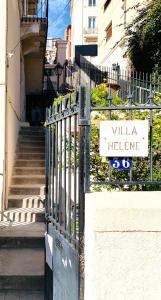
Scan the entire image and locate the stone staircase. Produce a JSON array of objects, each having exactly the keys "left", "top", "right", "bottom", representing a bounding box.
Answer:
[
  {"left": 0, "top": 126, "right": 46, "bottom": 298},
  {"left": 3, "top": 126, "right": 45, "bottom": 224}
]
